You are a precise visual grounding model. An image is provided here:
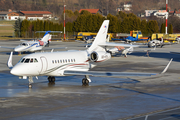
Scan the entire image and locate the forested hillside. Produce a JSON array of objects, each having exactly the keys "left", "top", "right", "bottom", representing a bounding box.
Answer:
[{"left": 0, "top": 0, "right": 180, "bottom": 16}]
